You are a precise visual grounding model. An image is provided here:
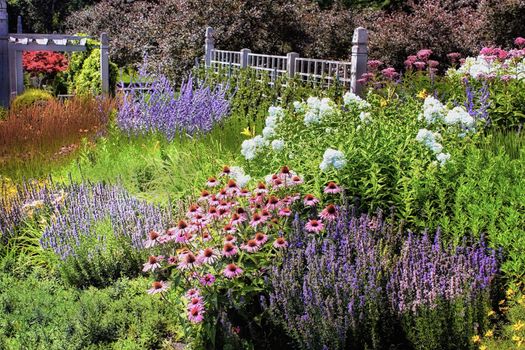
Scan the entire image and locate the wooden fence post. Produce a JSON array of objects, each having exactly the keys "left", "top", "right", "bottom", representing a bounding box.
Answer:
[
  {"left": 350, "top": 27, "right": 368, "bottom": 96},
  {"left": 240, "top": 48, "right": 250, "bottom": 68},
  {"left": 0, "top": 0, "right": 9, "bottom": 107},
  {"left": 287, "top": 52, "right": 299, "bottom": 77},
  {"left": 204, "top": 26, "right": 214, "bottom": 69},
  {"left": 100, "top": 32, "right": 109, "bottom": 94}
]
